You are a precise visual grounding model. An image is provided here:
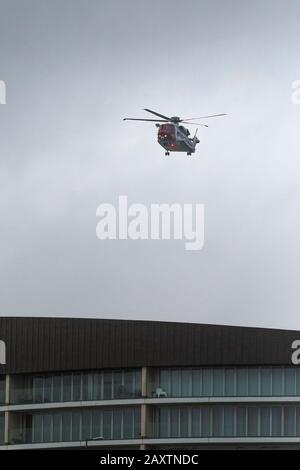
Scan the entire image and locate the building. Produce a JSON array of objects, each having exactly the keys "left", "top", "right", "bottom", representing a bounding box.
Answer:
[{"left": 0, "top": 316, "right": 300, "bottom": 449}]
